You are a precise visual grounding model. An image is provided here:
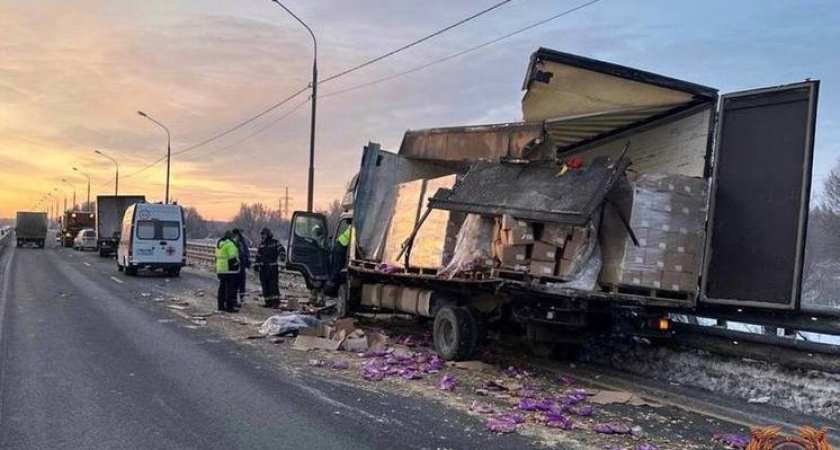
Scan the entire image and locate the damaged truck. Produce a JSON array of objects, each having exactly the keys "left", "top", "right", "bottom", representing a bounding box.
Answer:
[{"left": 285, "top": 48, "right": 819, "bottom": 360}]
